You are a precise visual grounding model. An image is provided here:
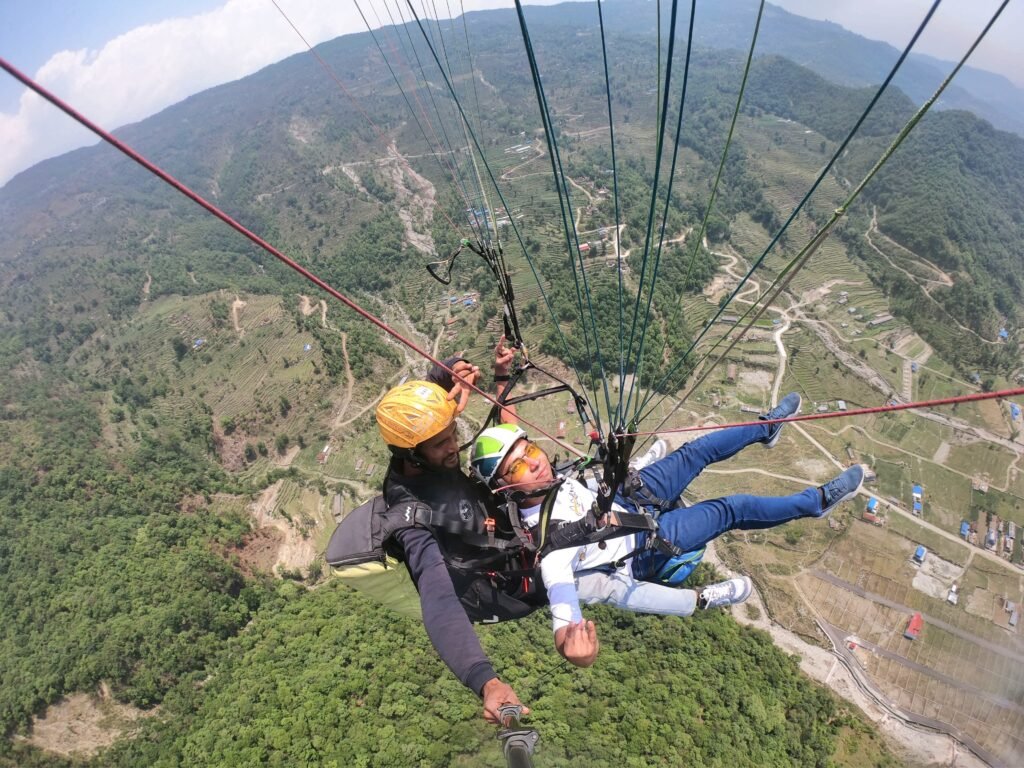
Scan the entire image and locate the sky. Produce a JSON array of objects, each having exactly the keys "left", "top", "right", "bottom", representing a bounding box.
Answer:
[{"left": 0, "top": 0, "right": 1021, "bottom": 188}]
